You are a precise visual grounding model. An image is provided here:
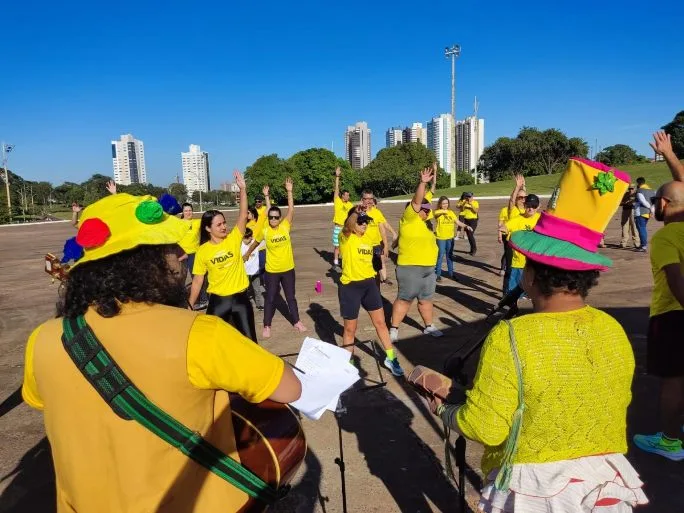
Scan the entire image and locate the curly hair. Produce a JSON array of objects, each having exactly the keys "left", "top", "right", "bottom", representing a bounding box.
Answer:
[
  {"left": 528, "top": 259, "right": 599, "bottom": 298},
  {"left": 57, "top": 244, "right": 187, "bottom": 318}
]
